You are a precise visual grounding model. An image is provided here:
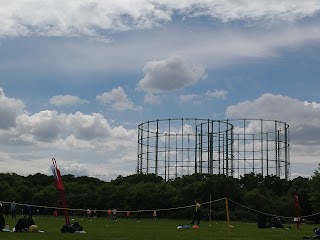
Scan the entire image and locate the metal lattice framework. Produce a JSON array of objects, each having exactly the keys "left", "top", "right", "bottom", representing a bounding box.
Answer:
[{"left": 137, "top": 118, "right": 290, "bottom": 180}]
